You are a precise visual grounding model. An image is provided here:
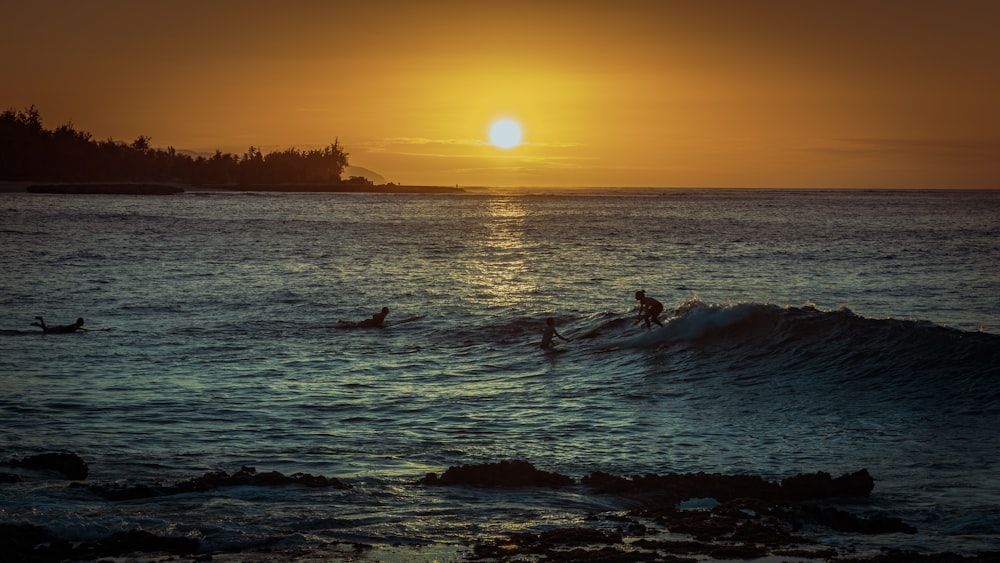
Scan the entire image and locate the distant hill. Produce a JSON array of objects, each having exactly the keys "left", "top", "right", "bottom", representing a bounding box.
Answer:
[{"left": 344, "top": 166, "right": 386, "bottom": 185}]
